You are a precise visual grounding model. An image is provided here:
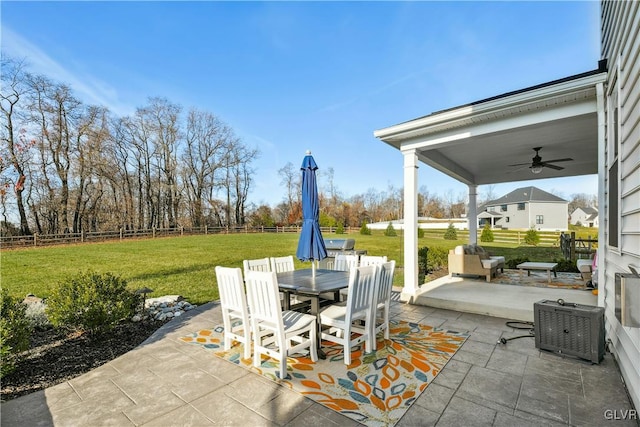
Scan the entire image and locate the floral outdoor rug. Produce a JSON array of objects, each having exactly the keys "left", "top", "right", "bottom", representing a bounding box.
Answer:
[
  {"left": 488, "top": 269, "right": 586, "bottom": 290},
  {"left": 180, "top": 320, "right": 468, "bottom": 427}
]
